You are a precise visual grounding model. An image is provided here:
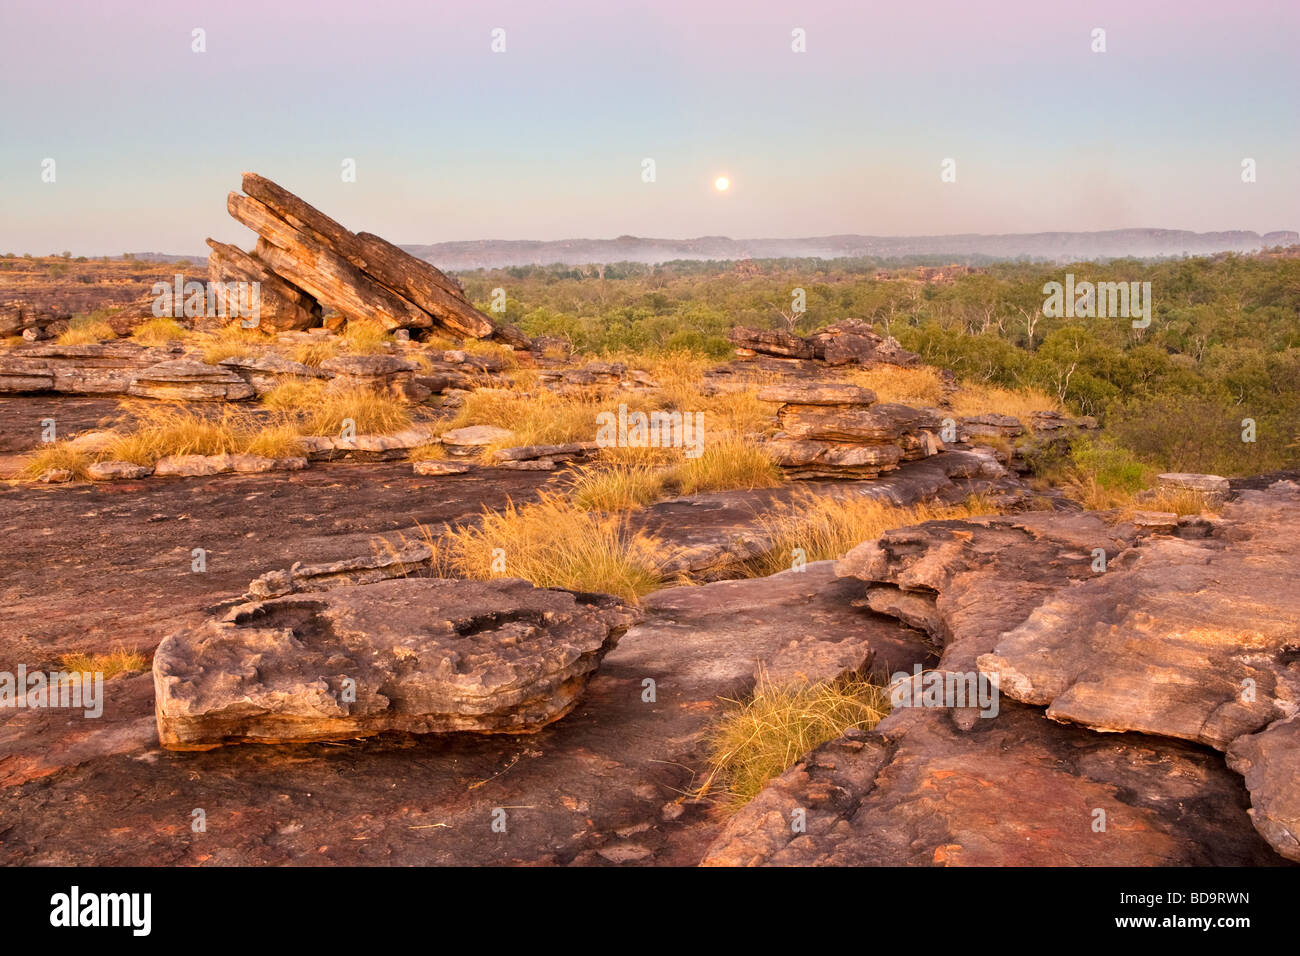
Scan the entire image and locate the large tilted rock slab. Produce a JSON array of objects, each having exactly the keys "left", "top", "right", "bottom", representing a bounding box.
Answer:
[
  {"left": 223, "top": 173, "right": 495, "bottom": 338},
  {"left": 206, "top": 238, "right": 321, "bottom": 332},
  {"left": 702, "top": 703, "right": 1283, "bottom": 866},
  {"left": 153, "top": 577, "right": 640, "bottom": 750},
  {"left": 230, "top": 194, "right": 435, "bottom": 330},
  {"left": 242, "top": 174, "right": 489, "bottom": 336}
]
